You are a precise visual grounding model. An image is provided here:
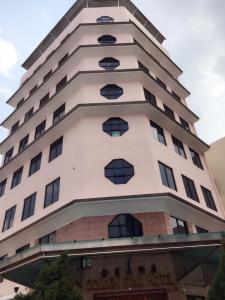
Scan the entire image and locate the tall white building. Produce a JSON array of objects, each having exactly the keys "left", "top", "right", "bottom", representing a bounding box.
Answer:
[{"left": 0, "top": 1, "right": 224, "bottom": 299}]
